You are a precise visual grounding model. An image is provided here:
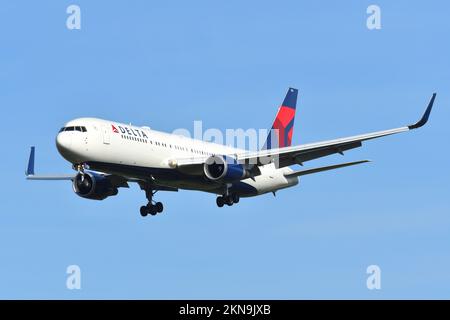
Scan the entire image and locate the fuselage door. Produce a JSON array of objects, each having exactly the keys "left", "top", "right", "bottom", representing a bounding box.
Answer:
[{"left": 102, "top": 125, "right": 111, "bottom": 144}]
